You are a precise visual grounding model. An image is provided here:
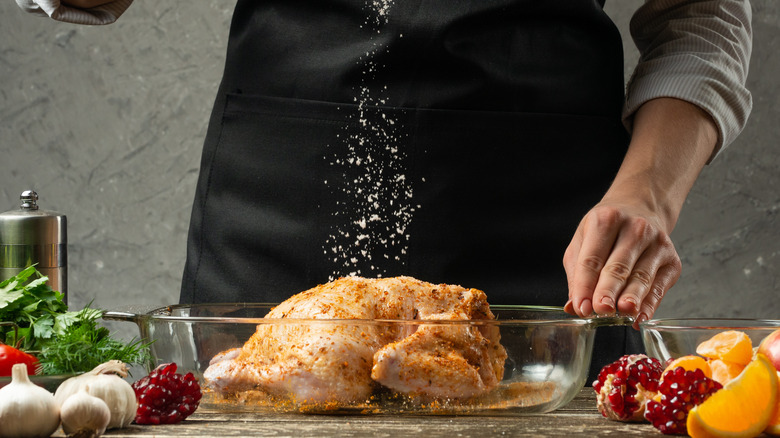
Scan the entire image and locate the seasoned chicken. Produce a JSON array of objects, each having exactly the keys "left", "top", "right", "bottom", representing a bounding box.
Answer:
[{"left": 203, "top": 276, "right": 507, "bottom": 403}]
